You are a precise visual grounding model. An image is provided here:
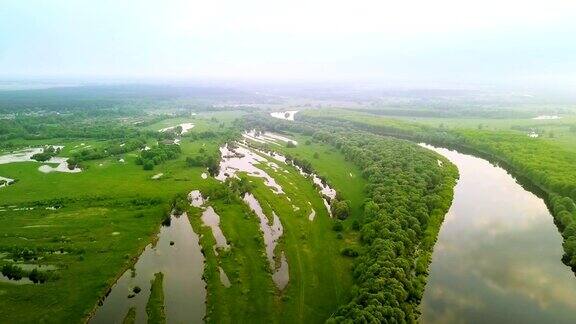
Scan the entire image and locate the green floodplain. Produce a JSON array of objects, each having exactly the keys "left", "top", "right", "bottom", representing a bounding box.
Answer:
[{"left": 1, "top": 87, "right": 576, "bottom": 323}]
